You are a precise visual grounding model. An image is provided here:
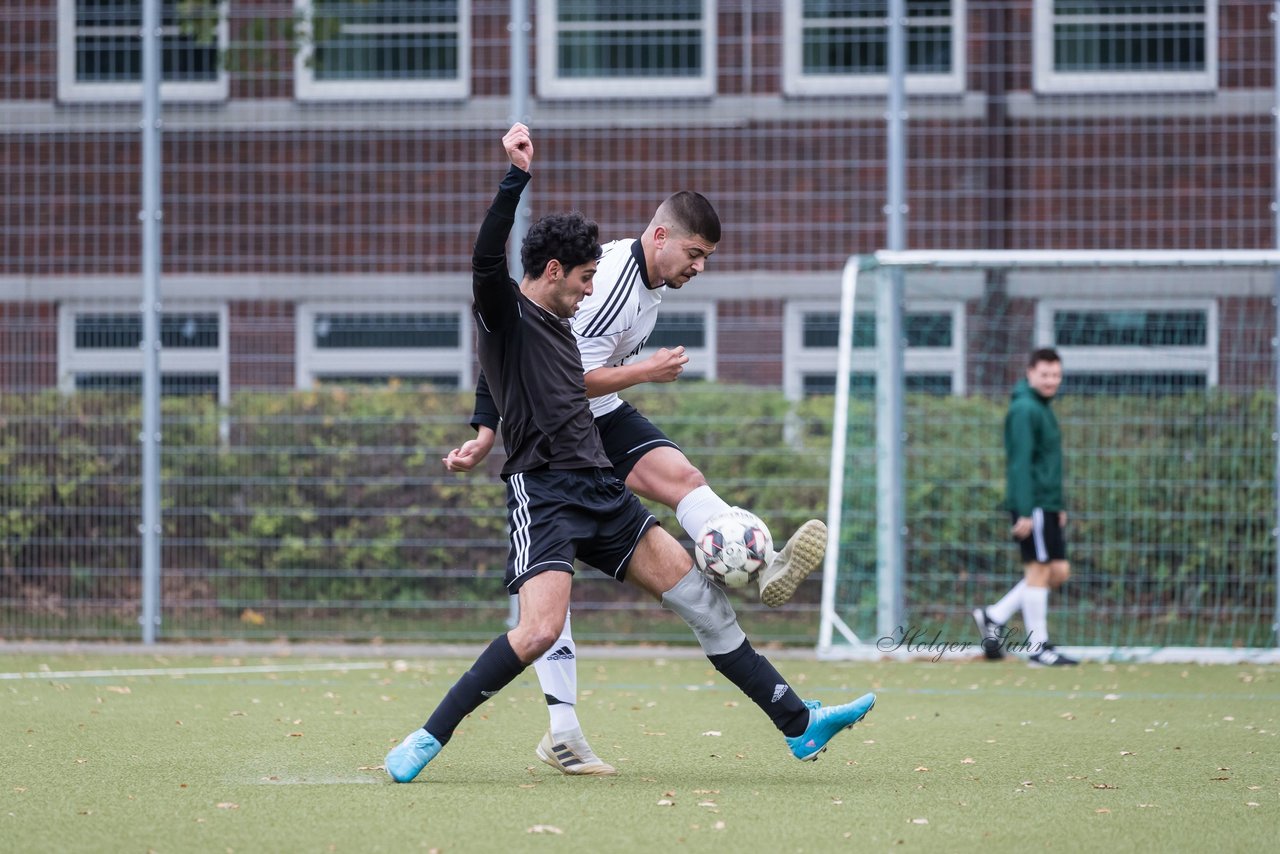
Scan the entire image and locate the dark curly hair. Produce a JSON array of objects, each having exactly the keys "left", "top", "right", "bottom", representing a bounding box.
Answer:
[{"left": 520, "top": 211, "right": 602, "bottom": 279}]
